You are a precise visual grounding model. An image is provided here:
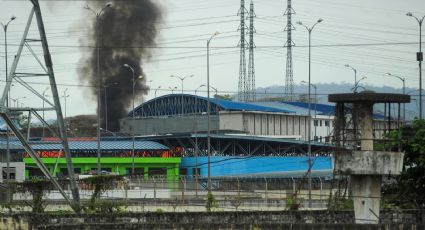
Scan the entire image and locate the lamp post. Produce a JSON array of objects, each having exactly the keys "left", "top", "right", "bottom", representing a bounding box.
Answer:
[
  {"left": 386, "top": 73, "right": 406, "bottom": 120},
  {"left": 63, "top": 88, "right": 69, "bottom": 119},
  {"left": 85, "top": 2, "right": 112, "bottom": 175},
  {"left": 264, "top": 87, "right": 271, "bottom": 100},
  {"left": 154, "top": 86, "right": 161, "bottom": 117},
  {"left": 104, "top": 82, "right": 118, "bottom": 131},
  {"left": 207, "top": 31, "right": 219, "bottom": 193},
  {"left": 169, "top": 86, "right": 177, "bottom": 94},
  {"left": 170, "top": 74, "right": 194, "bottom": 114},
  {"left": 301, "top": 81, "right": 317, "bottom": 140},
  {"left": 11, "top": 96, "right": 26, "bottom": 108},
  {"left": 352, "top": 76, "right": 367, "bottom": 93},
  {"left": 344, "top": 64, "right": 357, "bottom": 88},
  {"left": 42, "top": 87, "right": 49, "bottom": 138},
  {"left": 297, "top": 18, "right": 323, "bottom": 209},
  {"left": 194, "top": 84, "right": 206, "bottom": 197},
  {"left": 210, "top": 86, "right": 218, "bottom": 98},
  {"left": 406, "top": 12, "right": 425, "bottom": 119},
  {"left": 61, "top": 89, "right": 70, "bottom": 134},
  {"left": 1, "top": 16, "right": 16, "bottom": 107},
  {"left": 2, "top": 15, "right": 16, "bottom": 182},
  {"left": 123, "top": 63, "right": 137, "bottom": 175},
  {"left": 154, "top": 86, "right": 161, "bottom": 98},
  {"left": 195, "top": 84, "right": 206, "bottom": 96}
]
